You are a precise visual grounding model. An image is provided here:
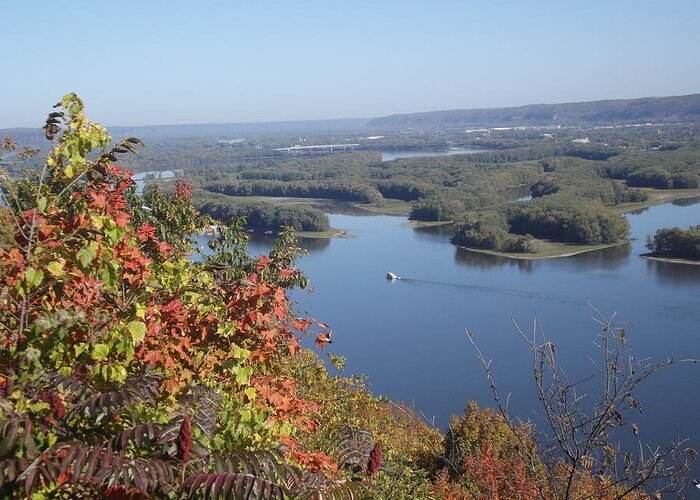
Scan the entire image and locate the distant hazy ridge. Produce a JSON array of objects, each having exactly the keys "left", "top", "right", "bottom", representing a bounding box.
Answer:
[
  {"left": 368, "top": 94, "right": 700, "bottom": 128},
  {"left": 3, "top": 94, "right": 699, "bottom": 142}
]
